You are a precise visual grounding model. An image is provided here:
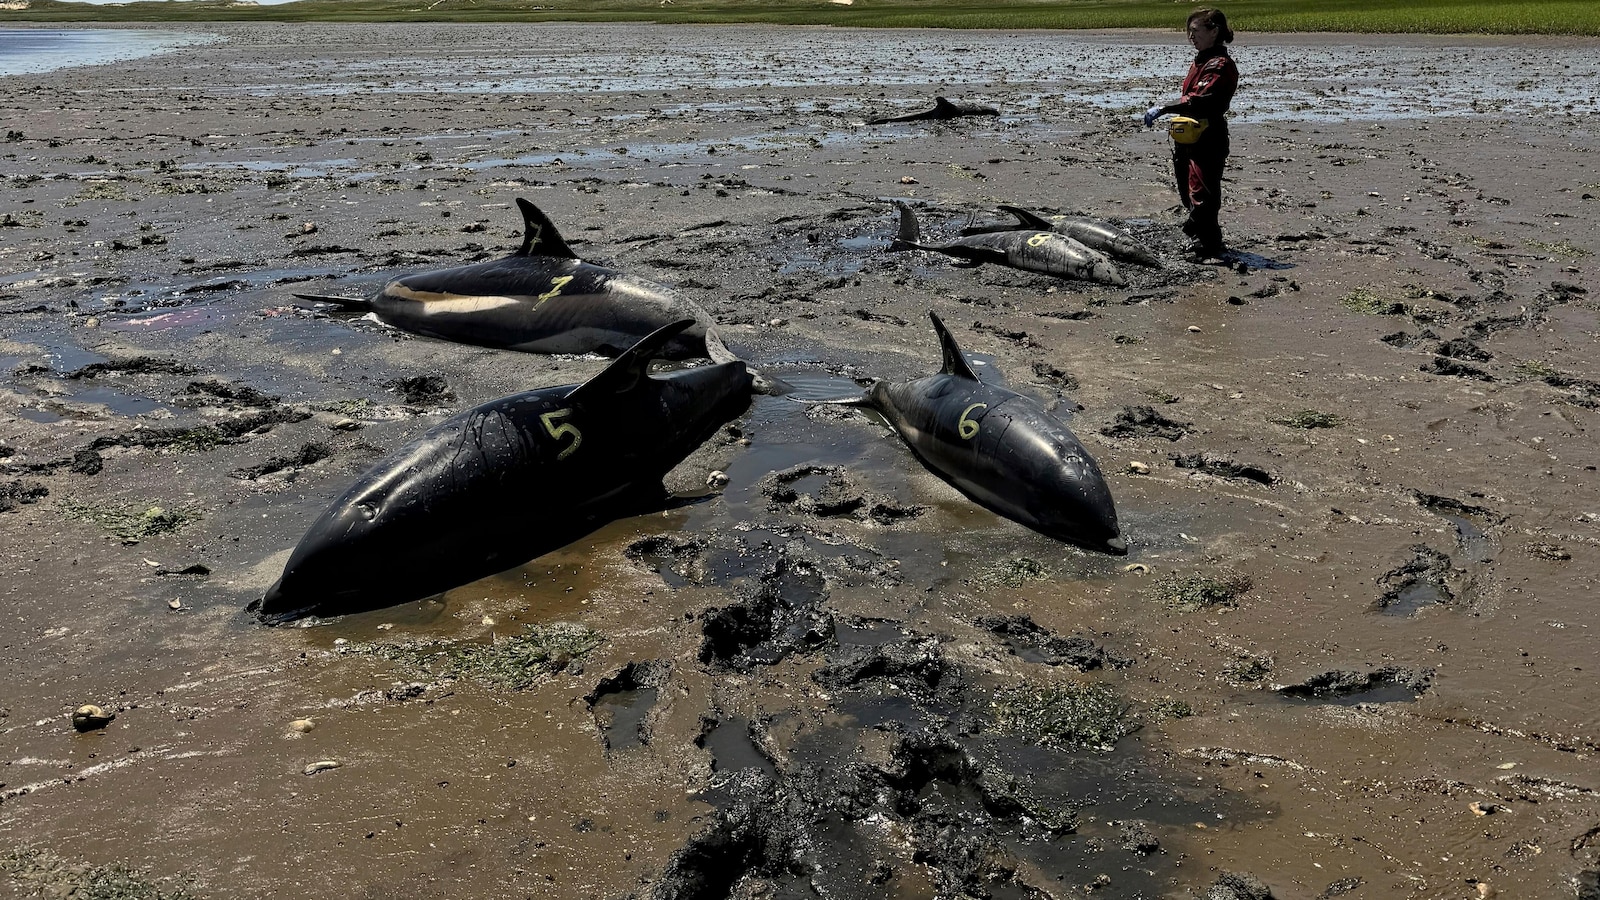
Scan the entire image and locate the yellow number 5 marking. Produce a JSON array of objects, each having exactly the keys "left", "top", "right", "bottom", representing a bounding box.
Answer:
[
  {"left": 540, "top": 408, "right": 582, "bottom": 460},
  {"left": 958, "top": 403, "right": 988, "bottom": 439},
  {"left": 534, "top": 275, "right": 575, "bottom": 306},
  {"left": 1026, "top": 232, "right": 1052, "bottom": 247}
]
